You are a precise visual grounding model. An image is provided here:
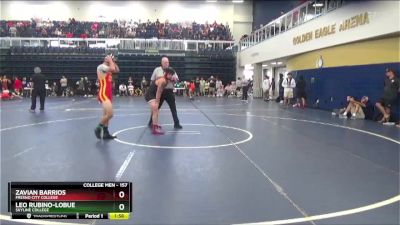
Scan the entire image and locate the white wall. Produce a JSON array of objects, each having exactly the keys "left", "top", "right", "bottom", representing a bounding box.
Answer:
[
  {"left": 0, "top": 0, "right": 252, "bottom": 42},
  {"left": 232, "top": 1, "right": 253, "bottom": 43},
  {"left": 238, "top": 1, "right": 400, "bottom": 66}
]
